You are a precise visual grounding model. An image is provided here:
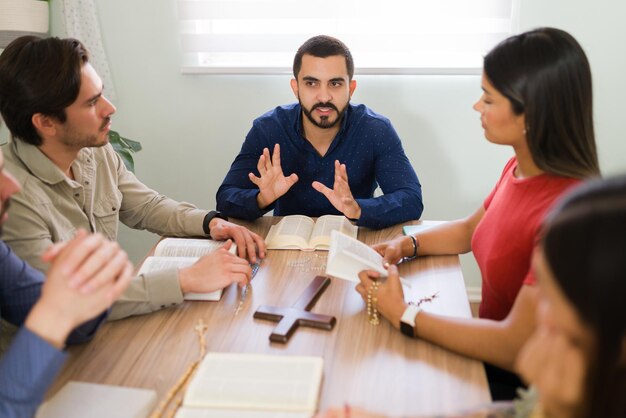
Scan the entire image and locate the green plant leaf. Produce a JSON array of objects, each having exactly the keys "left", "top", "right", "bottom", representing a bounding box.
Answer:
[{"left": 109, "top": 130, "right": 142, "bottom": 173}]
